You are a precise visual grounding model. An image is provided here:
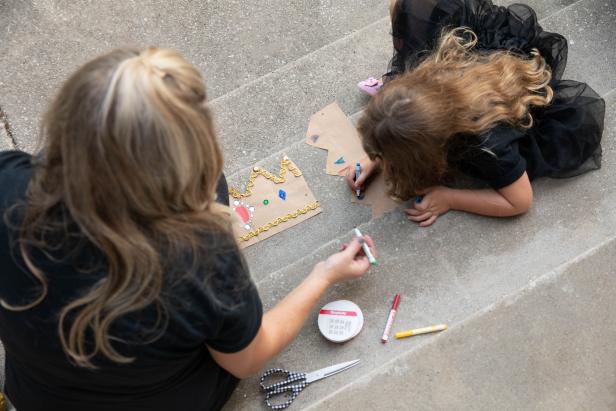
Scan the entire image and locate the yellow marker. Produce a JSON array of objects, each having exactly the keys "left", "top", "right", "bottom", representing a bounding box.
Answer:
[{"left": 395, "top": 324, "right": 448, "bottom": 339}]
